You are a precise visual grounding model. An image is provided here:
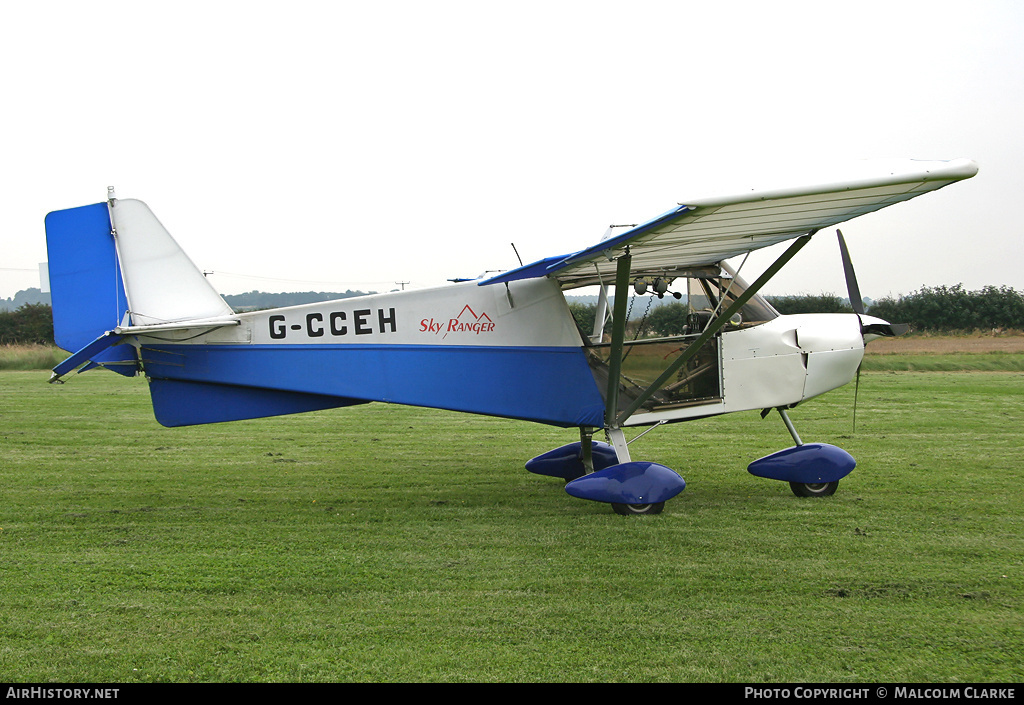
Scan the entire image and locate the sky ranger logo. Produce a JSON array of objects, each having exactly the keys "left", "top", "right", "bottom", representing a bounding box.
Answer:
[{"left": 420, "top": 305, "right": 495, "bottom": 340}]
